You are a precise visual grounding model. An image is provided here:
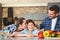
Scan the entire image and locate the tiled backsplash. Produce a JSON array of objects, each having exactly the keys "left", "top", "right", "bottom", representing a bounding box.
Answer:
[{"left": 13, "top": 6, "right": 47, "bottom": 17}]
